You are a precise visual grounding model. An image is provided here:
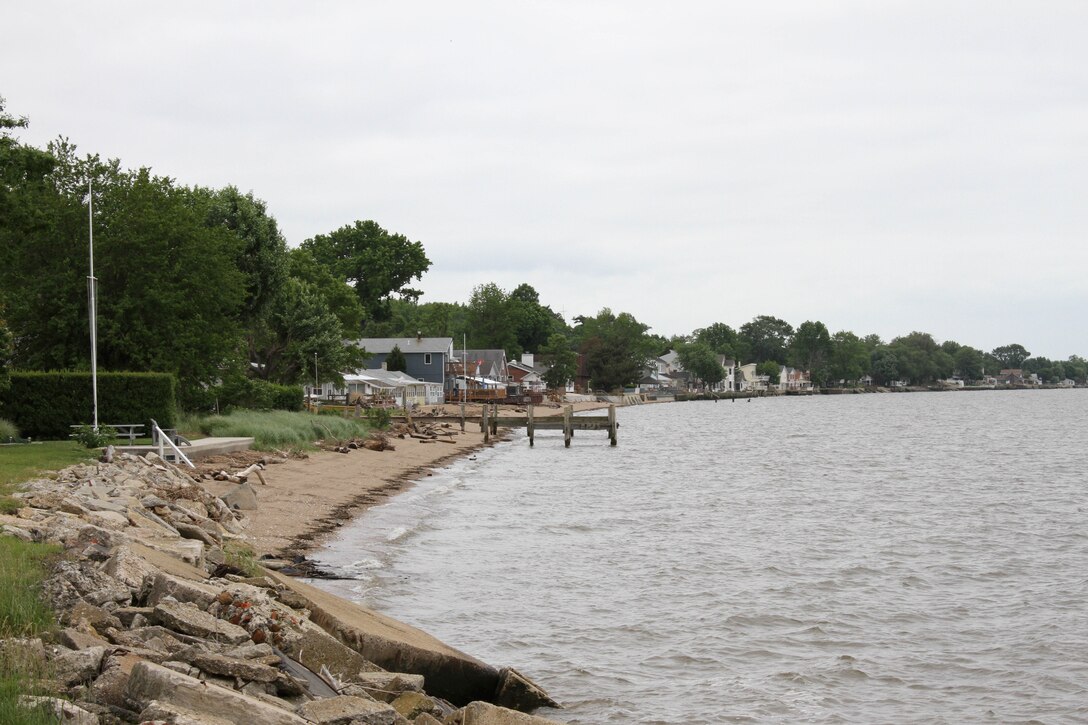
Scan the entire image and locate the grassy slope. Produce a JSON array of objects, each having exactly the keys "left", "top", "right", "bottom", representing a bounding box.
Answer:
[
  {"left": 179, "top": 409, "right": 374, "bottom": 451},
  {"left": 0, "top": 443, "right": 86, "bottom": 723}
]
